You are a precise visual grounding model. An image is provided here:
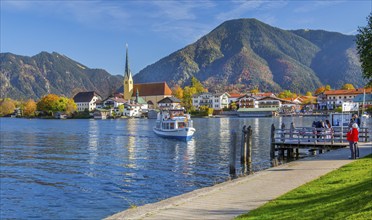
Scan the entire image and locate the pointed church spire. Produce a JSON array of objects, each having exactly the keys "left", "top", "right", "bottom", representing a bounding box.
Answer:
[
  {"left": 123, "top": 43, "right": 134, "bottom": 100},
  {"left": 125, "top": 44, "right": 131, "bottom": 79}
]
